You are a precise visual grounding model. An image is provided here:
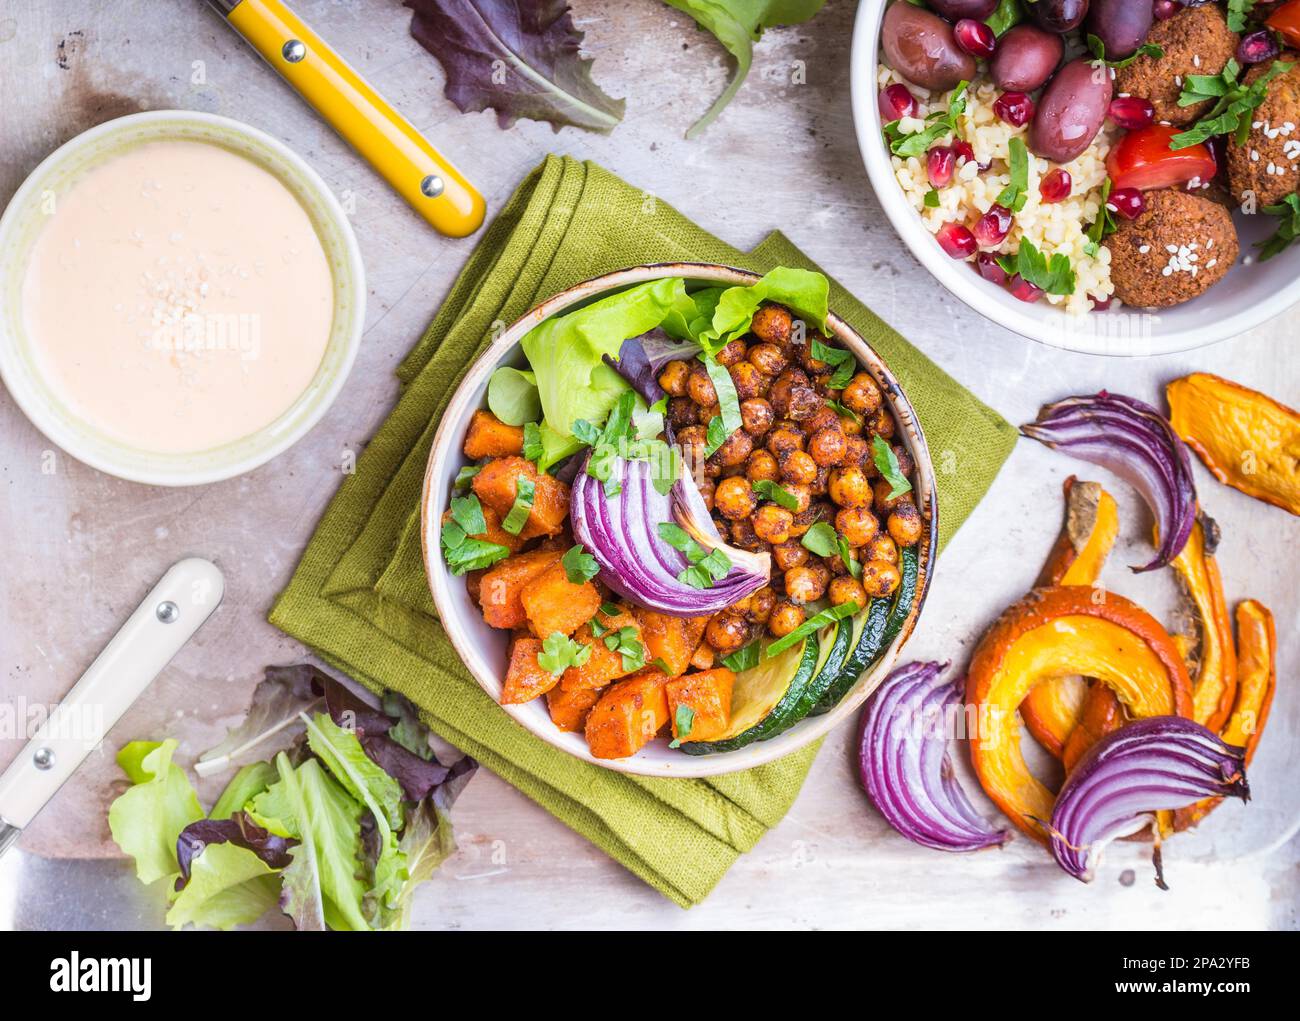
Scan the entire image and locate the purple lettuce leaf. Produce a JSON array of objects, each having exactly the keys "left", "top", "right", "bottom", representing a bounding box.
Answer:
[
  {"left": 405, "top": 0, "right": 625, "bottom": 133},
  {"left": 175, "top": 812, "right": 295, "bottom": 891}
]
